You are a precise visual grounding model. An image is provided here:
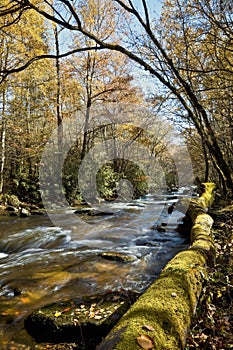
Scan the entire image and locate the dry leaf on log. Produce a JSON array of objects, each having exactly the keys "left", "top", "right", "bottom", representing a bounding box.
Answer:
[{"left": 136, "top": 334, "right": 154, "bottom": 349}]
